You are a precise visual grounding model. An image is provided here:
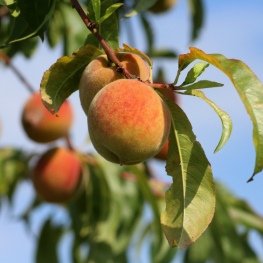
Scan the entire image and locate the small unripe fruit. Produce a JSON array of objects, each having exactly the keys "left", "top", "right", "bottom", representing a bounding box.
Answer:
[
  {"left": 79, "top": 53, "right": 151, "bottom": 115},
  {"left": 149, "top": 0, "right": 177, "bottom": 14},
  {"left": 88, "top": 79, "right": 171, "bottom": 165},
  {"left": 21, "top": 93, "right": 73, "bottom": 143},
  {"left": 32, "top": 147, "right": 82, "bottom": 203}
]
